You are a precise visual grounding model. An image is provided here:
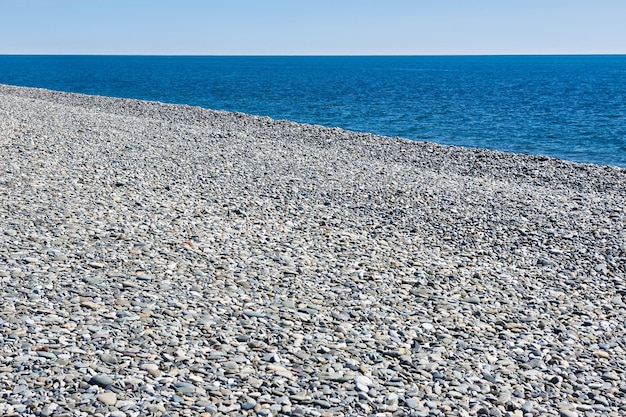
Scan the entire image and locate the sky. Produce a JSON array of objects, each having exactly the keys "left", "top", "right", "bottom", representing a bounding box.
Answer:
[{"left": 1, "top": 0, "right": 625, "bottom": 55}]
